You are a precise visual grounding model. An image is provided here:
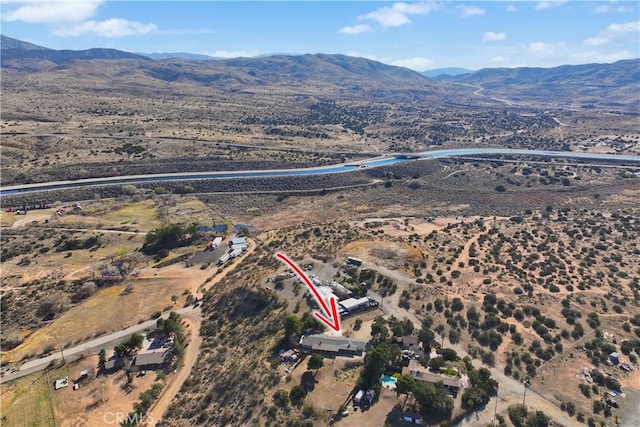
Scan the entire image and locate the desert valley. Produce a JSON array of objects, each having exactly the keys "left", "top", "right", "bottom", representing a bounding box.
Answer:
[{"left": 1, "top": 29, "right": 639, "bottom": 427}]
